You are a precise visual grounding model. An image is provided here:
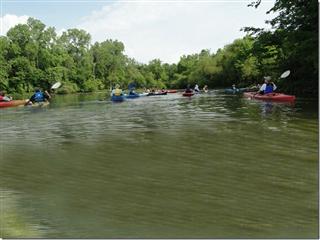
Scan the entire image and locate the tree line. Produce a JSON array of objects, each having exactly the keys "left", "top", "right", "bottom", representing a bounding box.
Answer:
[{"left": 0, "top": 0, "right": 317, "bottom": 96}]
